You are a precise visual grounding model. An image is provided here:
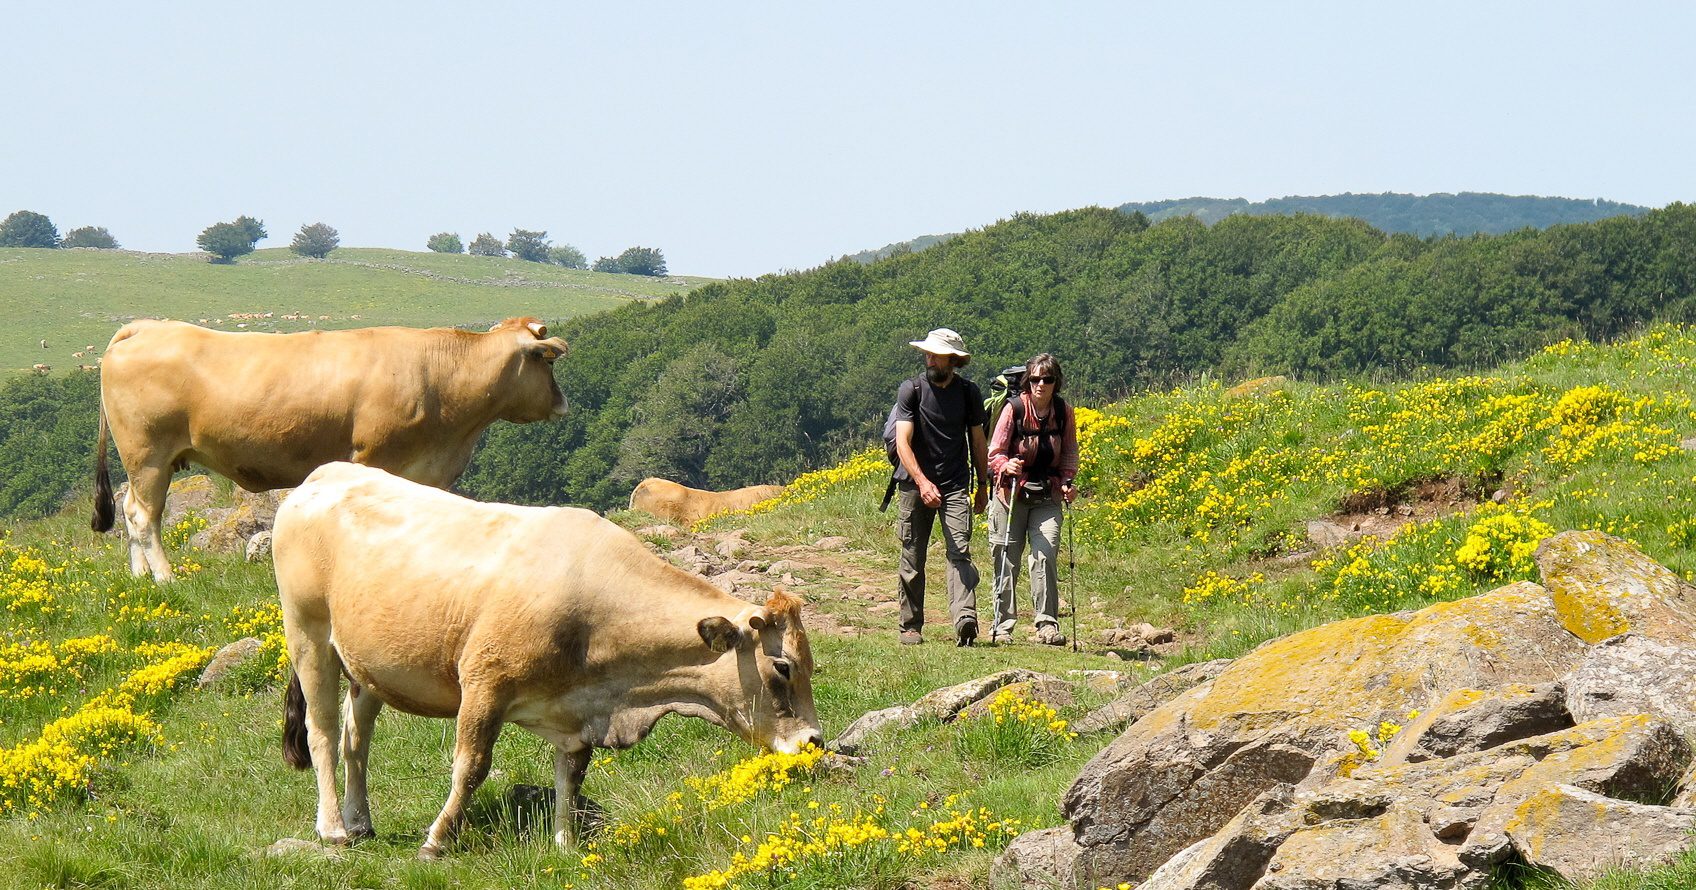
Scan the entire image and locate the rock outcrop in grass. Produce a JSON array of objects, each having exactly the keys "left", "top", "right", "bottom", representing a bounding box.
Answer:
[{"left": 999, "top": 530, "right": 1696, "bottom": 889}]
